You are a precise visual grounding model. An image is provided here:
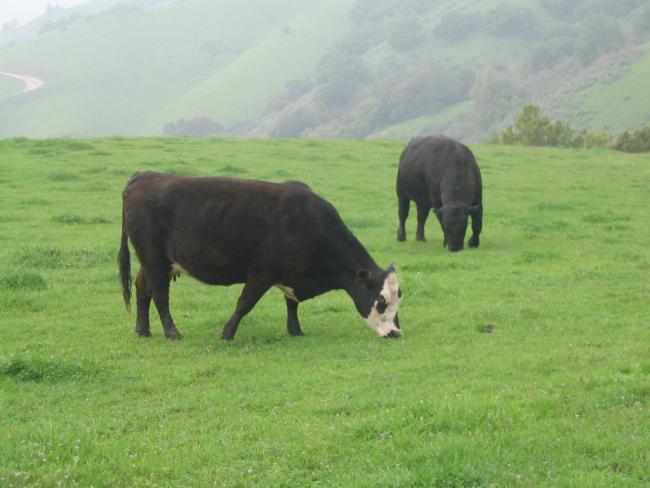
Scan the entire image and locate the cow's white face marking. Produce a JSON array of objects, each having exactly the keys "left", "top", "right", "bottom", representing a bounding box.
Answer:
[
  {"left": 276, "top": 284, "right": 299, "bottom": 302},
  {"left": 365, "top": 271, "right": 402, "bottom": 337}
]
